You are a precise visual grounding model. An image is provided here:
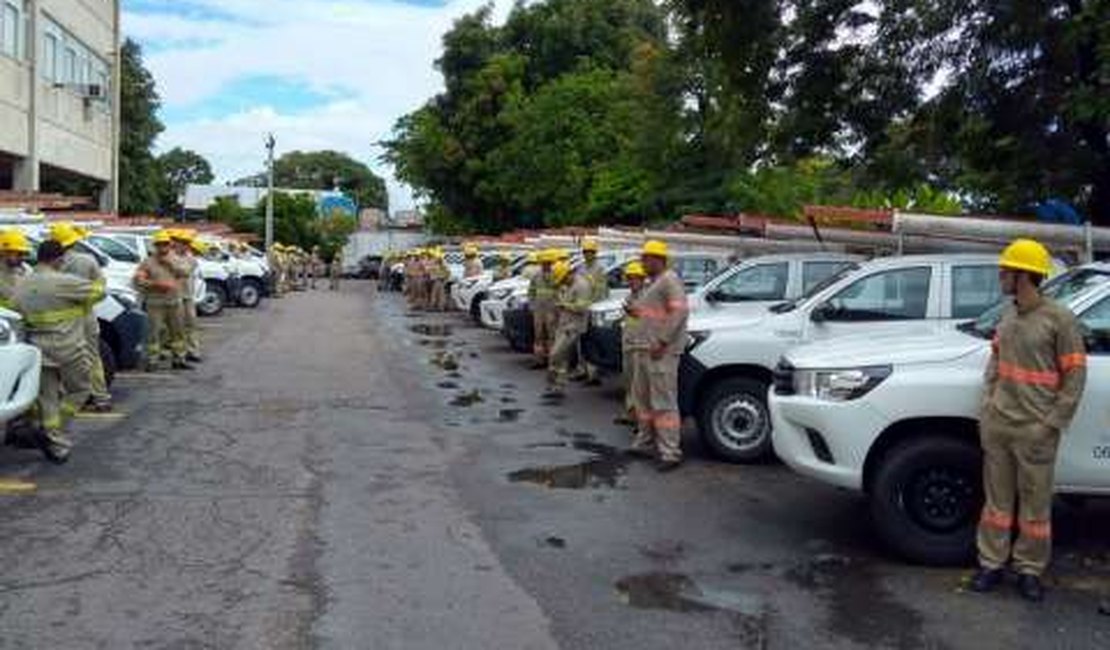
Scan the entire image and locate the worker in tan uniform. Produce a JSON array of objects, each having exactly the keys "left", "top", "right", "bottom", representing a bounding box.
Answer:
[
  {"left": 463, "top": 245, "right": 483, "bottom": 279},
  {"left": 135, "top": 231, "right": 192, "bottom": 371},
  {"left": 429, "top": 249, "right": 450, "bottom": 312},
  {"left": 51, "top": 223, "right": 112, "bottom": 412},
  {"left": 13, "top": 240, "right": 105, "bottom": 463},
  {"left": 309, "top": 247, "right": 322, "bottom": 290},
  {"left": 494, "top": 252, "right": 512, "bottom": 281},
  {"left": 626, "top": 240, "right": 688, "bottom": 472},
  {"left": 329, "top": 249, "right": 343, "bottom": 291},
  {"left": 268, "top": 244, "right": 285, "bottom": 298},
  {"left": 575, "top": 238, "right": 609, "bottom": 386},
  {"left": 616, "top": 261, "right": 648, "bottom": 430},
  {"left": 528, "top": 250, "right": 558, "bottom": 368},
  {"left": 170, "top": 230, "right": 204, "bottom": 363},
  {"left": 544, "top": 261, "right": 594, "bottom": 399},
  {"left": 969, "top": 239, "right": 1086, "bottom": 602},
  {"left": 0, "top": 229, "right": 30, "bottom": 311}
]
